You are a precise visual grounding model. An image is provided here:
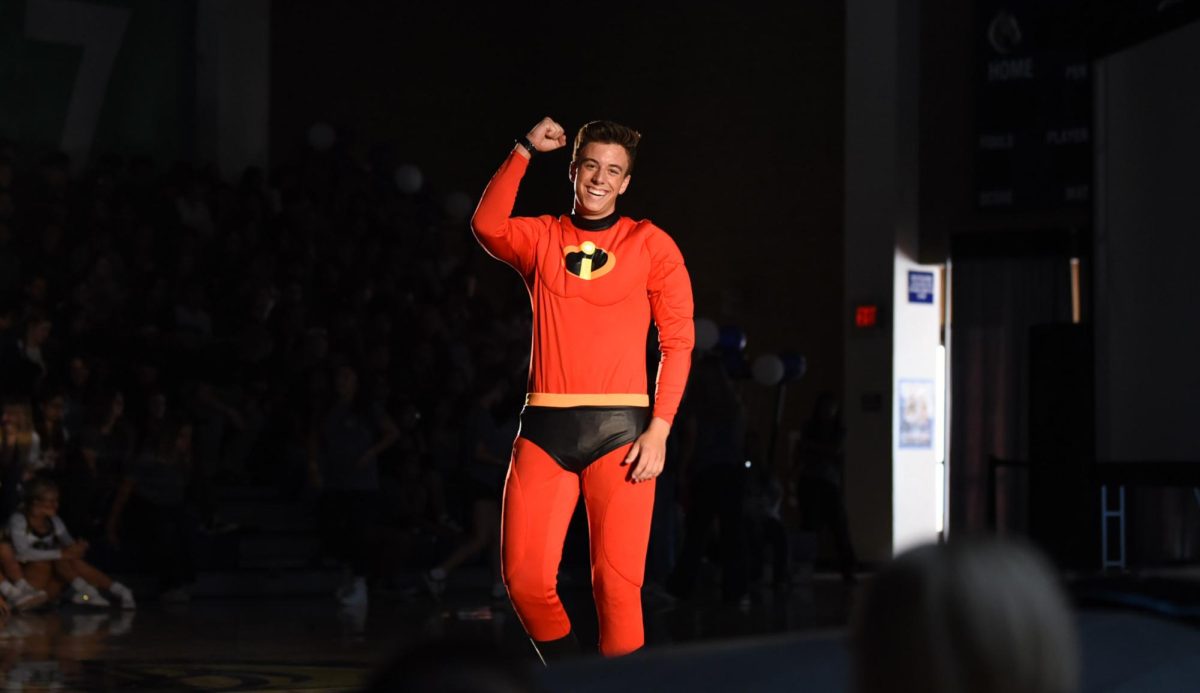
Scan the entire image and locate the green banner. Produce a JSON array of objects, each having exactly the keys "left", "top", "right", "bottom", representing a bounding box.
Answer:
[{"left": 0, "top": 0, "right": 194, "bottom": 167}]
